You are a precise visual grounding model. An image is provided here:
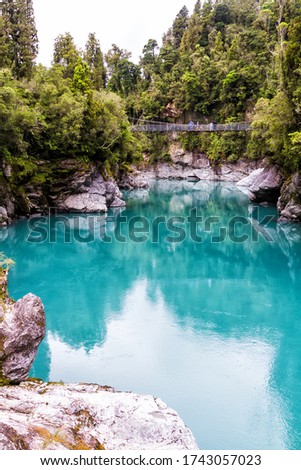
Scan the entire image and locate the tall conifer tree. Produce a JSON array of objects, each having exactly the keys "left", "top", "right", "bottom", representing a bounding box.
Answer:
[
  {"left": 84, "top": 33, "right": 106, "bottom": 90},
  {"left": 2, "top": 0, "right": 38, "bottom": 78},
  {"left": 172, "top": 6, "right": 189, "bottom": 49}
]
